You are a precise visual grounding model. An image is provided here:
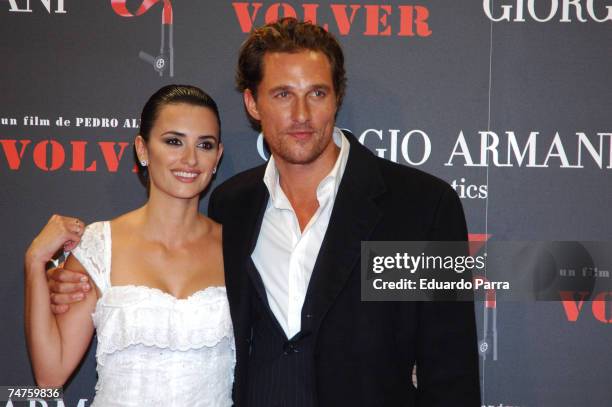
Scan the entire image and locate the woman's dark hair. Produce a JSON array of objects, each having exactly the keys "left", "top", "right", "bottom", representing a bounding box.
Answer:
[{"left": 135, "top": 84, "right": 221, "bottom": 184}]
